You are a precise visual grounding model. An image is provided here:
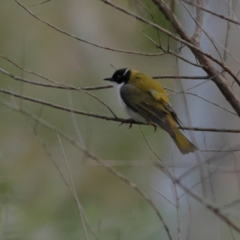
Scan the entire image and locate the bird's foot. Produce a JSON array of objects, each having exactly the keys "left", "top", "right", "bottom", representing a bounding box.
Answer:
[
  {"left": 119, "top": 119, "right": 135, "bottom": 129},
  {"left": 151, "top": 123, "right": 158, "bottom": 132}
]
